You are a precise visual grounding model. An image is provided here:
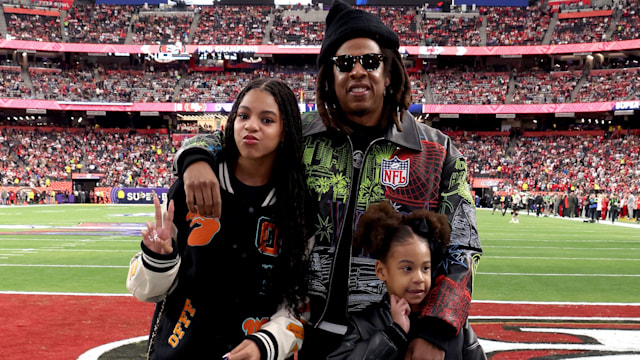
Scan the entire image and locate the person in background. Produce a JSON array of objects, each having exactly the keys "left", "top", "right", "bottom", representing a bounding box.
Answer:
[
  {"left": 171, "top": 1, "right": 483, "bottom": 359},
  {"left": 127, "top": 78, "right": 312, "bottom": 360},
  {"left": 491, "top": 193, "right": 501, "bottom": 215}
]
